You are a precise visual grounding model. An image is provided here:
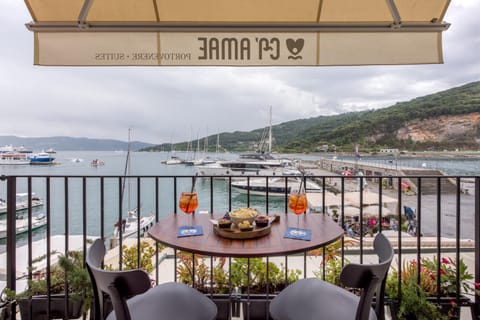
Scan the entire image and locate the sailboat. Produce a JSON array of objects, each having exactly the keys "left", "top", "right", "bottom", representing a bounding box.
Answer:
[
  {"left": 162, "top": 142, "right": 184, "bottom": 165},
  {"left": 195, "top": 107, "right": 299, "bottom": 177},
  {"left": 112, "top": 129, "right": 154, "bottom": 242},
  {"left": 186, "top": 132, "right": 217, "bottom": 166}
]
